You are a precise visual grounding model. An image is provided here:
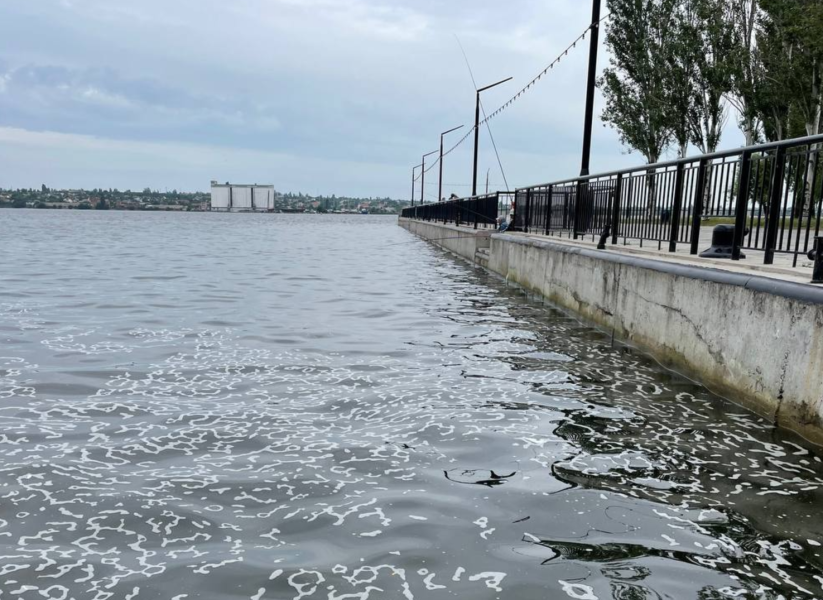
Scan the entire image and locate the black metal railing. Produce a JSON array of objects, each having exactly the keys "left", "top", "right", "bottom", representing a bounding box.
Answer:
[
  {"left": 512, "top": 134, "right": 823, "bottom": 265},
  {"left": 401, "top": 135, "right": 823, "bottom": 266},
  {"left": 401, "top": 192, "right": 515, "bottom": 229}
]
